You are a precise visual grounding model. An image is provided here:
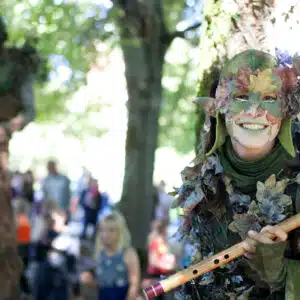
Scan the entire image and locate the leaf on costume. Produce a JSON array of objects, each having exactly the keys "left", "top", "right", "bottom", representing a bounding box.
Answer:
[
  {"left": 229, "top": 192, "right": 251, "bottom": 206},
  {"left": 275, "top": 67, "right": 298, "bottom": 93},
  {"left": 214, "top": 158, "right": 224, "bottom": 175},
  {"left": 293, "top": 54, "right": 300, "bottom": 75},
  {"left": 182, "top": 184, "right": 204, "bottom": 214},
  {"left": 201, "top": 155, "right": 223, "bottom": 176},
  {"left": 171, "top": 195, "right": 183, "bottom": 208},
  {"left": 215, "top": 79, "right": 230, "bottom": 110},
  {"left": 248, "top": 201, "right": 260, "bottom": 217},
  {"left": 190, "top": 154, "right": 204, "bottom": 166},
  {"left": 228, "top": 214, "right": 260, "bottom": 239},
  {"left": 194, "top": 97, "right": 216, "bottom": 117},
  {"left": 260, "top": 199, "right": 283, "bottom": 216},
  {"left": 181, "top": 166, "right": 199, "bottom": 182},
  {"left": 235, "top": 67, "right": 252, "bottom": 92},
  {"left": 199, "top": 272, "right": 215, "bottom": 286},
  {"left": 203, "top": 173, "right": 214, "bottom": 188},
  {"left": 274, "top": 178, "right": 289, "bottom": 193},
  {"left": 168, "top": 188, "right": 178, "bottom": 197},
  {"left": 278, "top": 194, "right": 292, "bottom": 207},
  {"left": 168, "top": 191, "right": 178, "bottom": 197},
  {"left": 296, "top": 173, "right": 300, "bottom": 185},
  {"left": 222, "top": 175, "right": 233, "bottom": 194},
  {"left": 248, "top": 69, "right": 280, "bottom": 96},
  {"left": 256, "top": 181, "right": 265, "bottom": 201},
  {"left": 264, "top": 174, "right": 276, "bottom": 189},
  {"left": 257, "top": 194, "right": 292, "bottom": 225}
]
